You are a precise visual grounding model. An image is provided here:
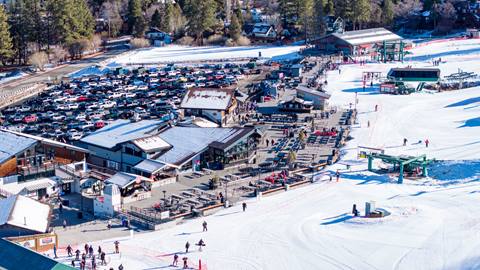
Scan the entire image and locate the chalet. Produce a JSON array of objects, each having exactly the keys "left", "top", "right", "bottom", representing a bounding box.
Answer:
[
  {"left": 278, "top": 97, "right": 313, "bottom": 113},
  {"left": 0, "top": 129, "right": 89, "bottom": 199},
  {"left": 78, "top": 120, "right": 258, "bottom": 179},
  {"left": 180, "top": 88, "right": 238, "bottom": 126},
  {"left": 145, "top": 27, "right": 172, "bottom": 46},
  {"left": 296, "top": 86, "right": 331, "bottom": 110},
  {"left": 0, "top": 195, "right": 51, "bottom": 238},
  {"left": 314, "top": 28, "right": 403, "bottom": 56},
  {"left": 250, "top": 23, "right": 277, "bottom": 41}
]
